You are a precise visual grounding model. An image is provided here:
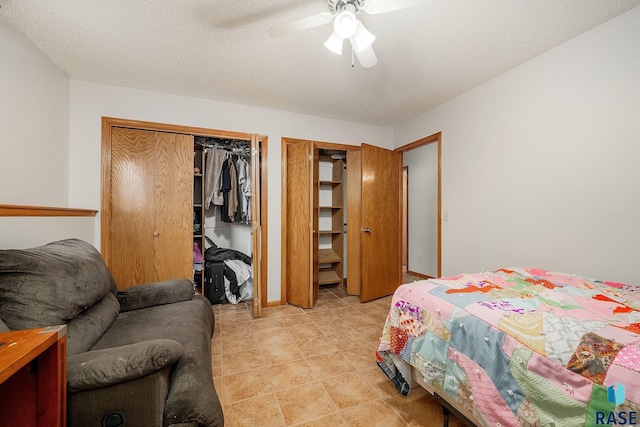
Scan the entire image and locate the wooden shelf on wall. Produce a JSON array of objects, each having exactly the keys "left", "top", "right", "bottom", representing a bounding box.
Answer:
[{"left": 0, "top": 204, "right": 98, "bottom": 217}]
